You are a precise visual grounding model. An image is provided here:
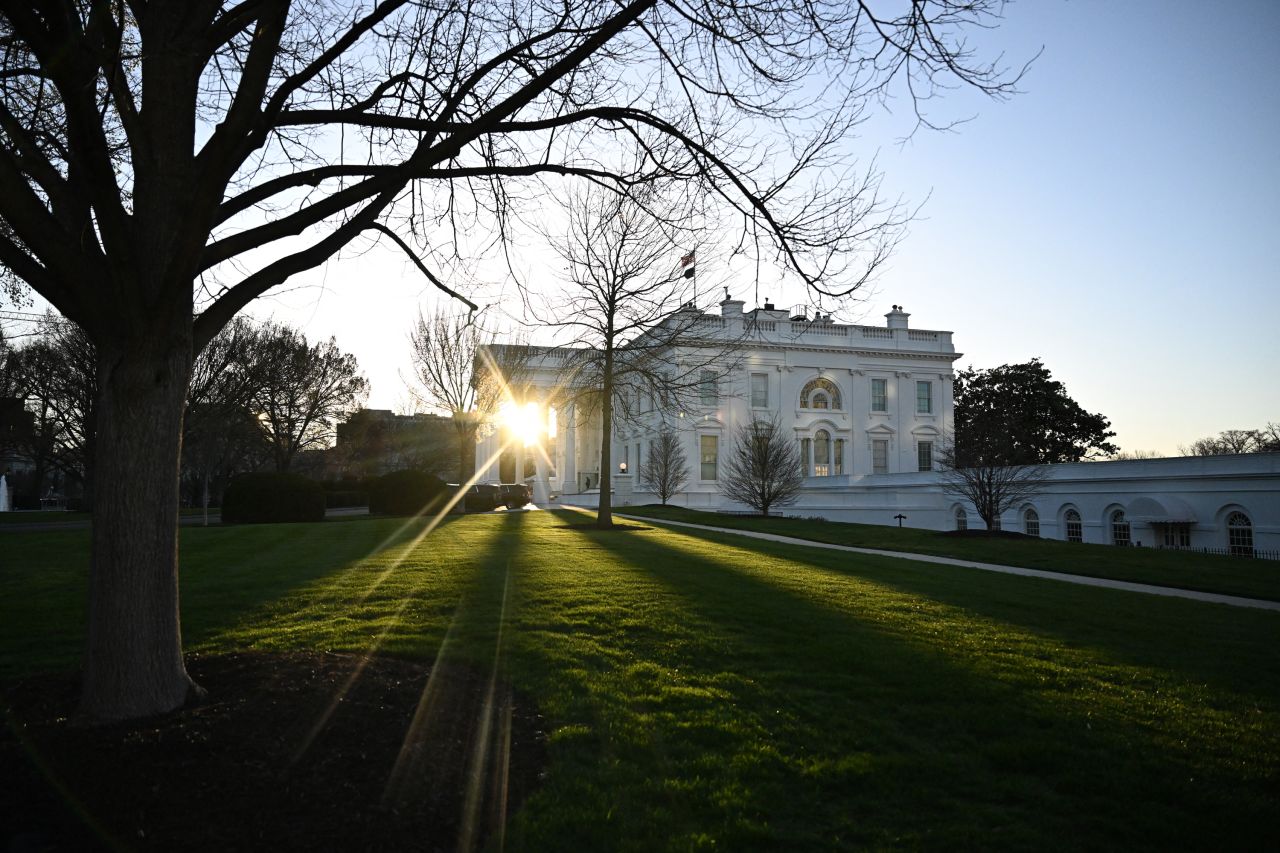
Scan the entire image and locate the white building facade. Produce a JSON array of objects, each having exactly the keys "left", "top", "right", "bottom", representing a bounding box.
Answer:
[{"left": 477, "top": 301, "right": 1280, "bottom": 555}]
